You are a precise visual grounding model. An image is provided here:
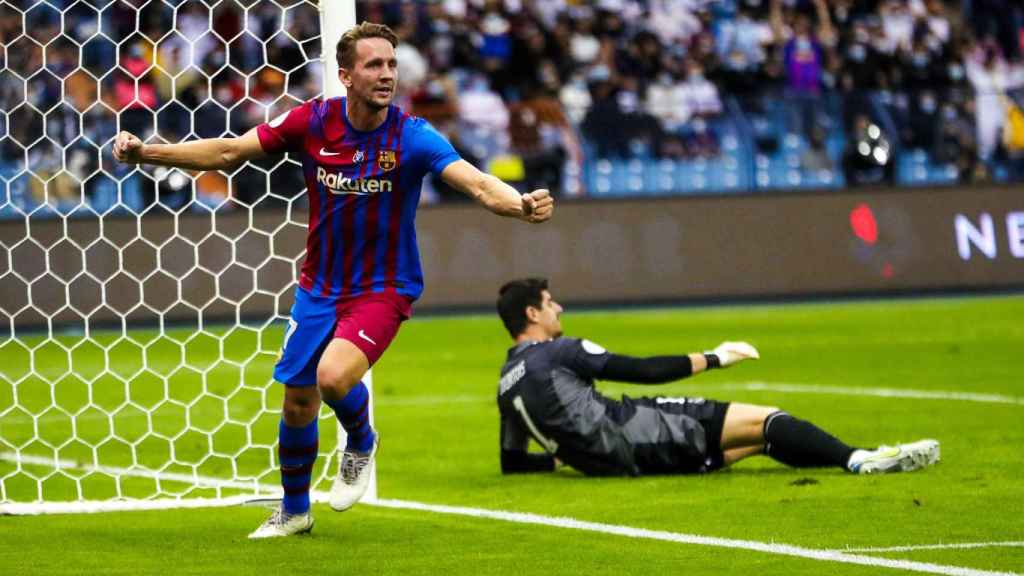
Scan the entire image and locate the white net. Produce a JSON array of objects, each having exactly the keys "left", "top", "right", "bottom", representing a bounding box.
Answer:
[{"left": 0, "top": 0, "right": 352, "bottom": 513}]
